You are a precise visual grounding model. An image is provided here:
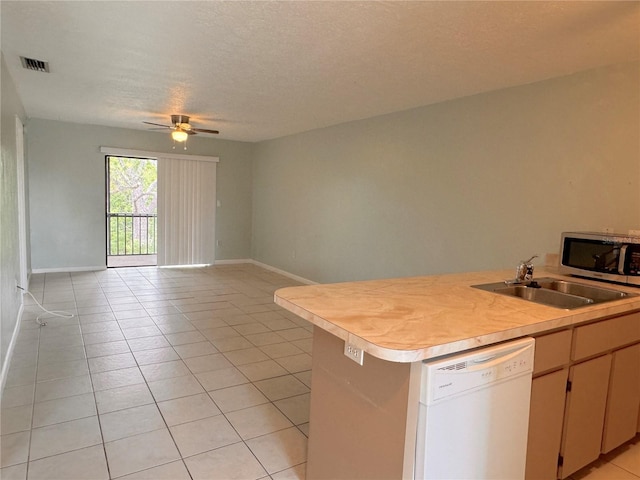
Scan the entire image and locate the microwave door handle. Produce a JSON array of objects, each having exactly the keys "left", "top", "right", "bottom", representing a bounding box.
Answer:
[{"left": 619, "top": 244, "right": 628, "bottom": 275}]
